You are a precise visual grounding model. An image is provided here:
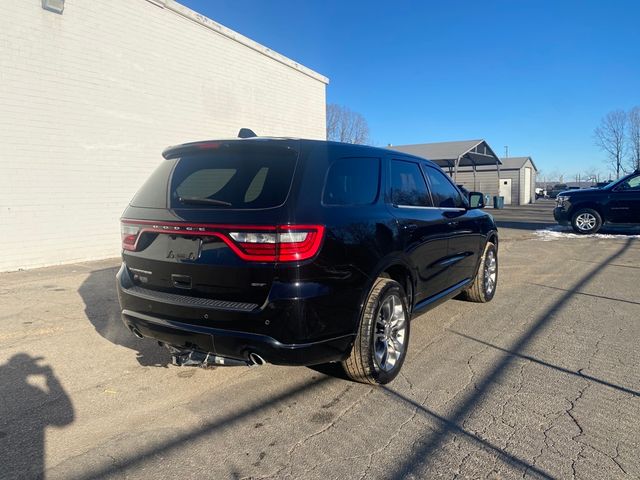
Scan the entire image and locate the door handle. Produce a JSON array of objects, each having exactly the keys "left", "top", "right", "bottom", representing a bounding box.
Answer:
[{"left": 447, "top": 221, "right": 459, "bottom": 227}]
